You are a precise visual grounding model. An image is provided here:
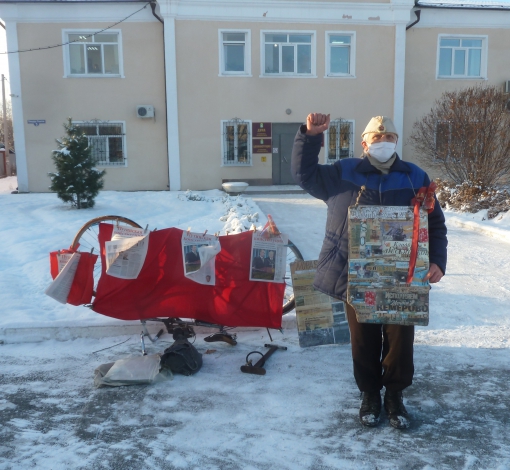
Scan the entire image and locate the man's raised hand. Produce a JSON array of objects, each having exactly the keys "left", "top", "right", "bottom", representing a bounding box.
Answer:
[{"left": 306, "top": 113, "right": 330, "bottom": 136}]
